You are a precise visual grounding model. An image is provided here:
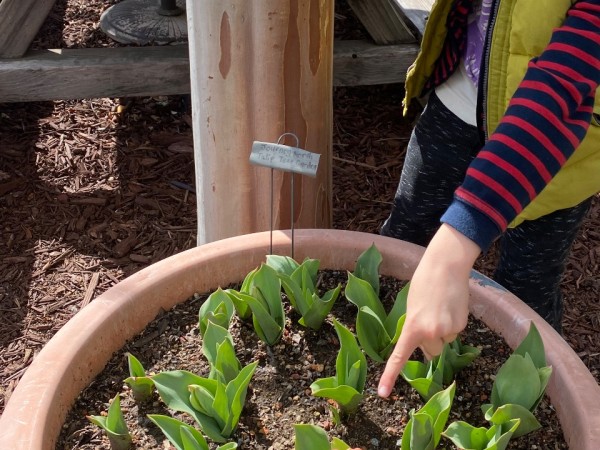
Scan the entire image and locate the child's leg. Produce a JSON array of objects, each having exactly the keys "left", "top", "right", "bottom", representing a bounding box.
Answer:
[
  {"left": 494, "top": 198, "right": 593, "bottom": 332},
  {"left": 381, "top": 92, "right": 482, "bottom": 245}
]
